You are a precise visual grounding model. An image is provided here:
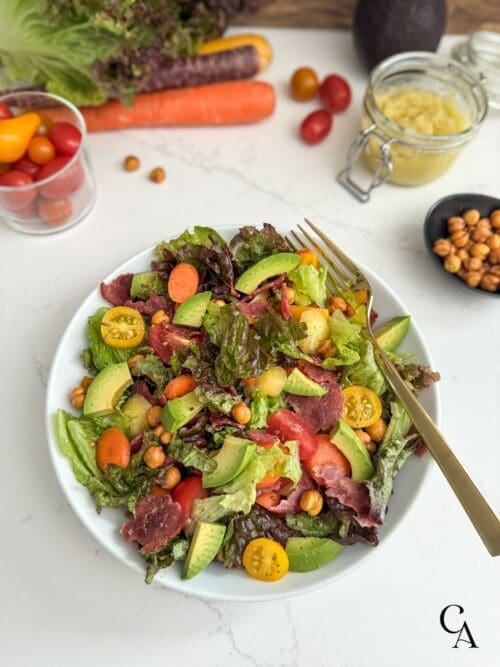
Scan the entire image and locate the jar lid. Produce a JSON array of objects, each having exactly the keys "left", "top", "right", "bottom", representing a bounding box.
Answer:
[{"left": 453, "top": 32, "right": 500, "bottom": 109}]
